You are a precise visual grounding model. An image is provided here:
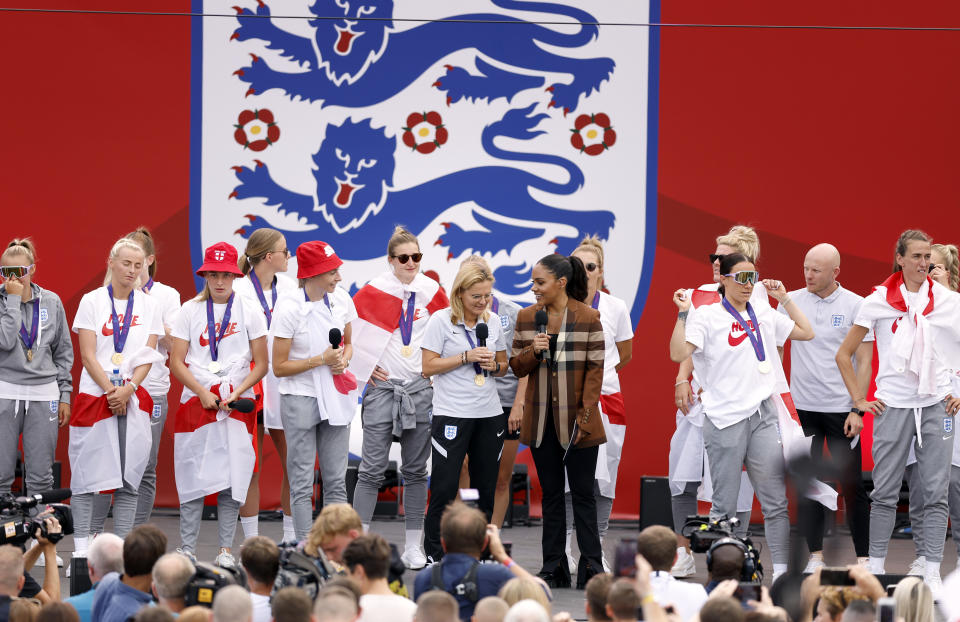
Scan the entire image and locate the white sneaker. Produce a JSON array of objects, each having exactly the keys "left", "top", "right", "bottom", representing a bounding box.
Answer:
[
  {"left": 925, "top": 568, "right": 943, "bottom": 593},
  {"left": 670, "top": 550, "right": 696, "bottom": 578},
  {"left": 401, "top": 547, "right": 427, "bottom": 570},
  {"left": 214, "top": 549, "right": 236, "bottom": 569},
  {"left": 176, "top": 548, "right": 198, "bottom": 564},
  {"left": 566, "top": 550, "right": 577, "bottom": 575},
  {"left": 857, "top": 557, "right": 870, "bottom": 569},
  {"left": 803, "top": 555, "right": 825, "bottom": 574},
  {"left": 907, "top": 557, "right": 927, "bottom": 576},
  {"left": 601, "top": 553, "right": 611, "bottom": 573}
]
